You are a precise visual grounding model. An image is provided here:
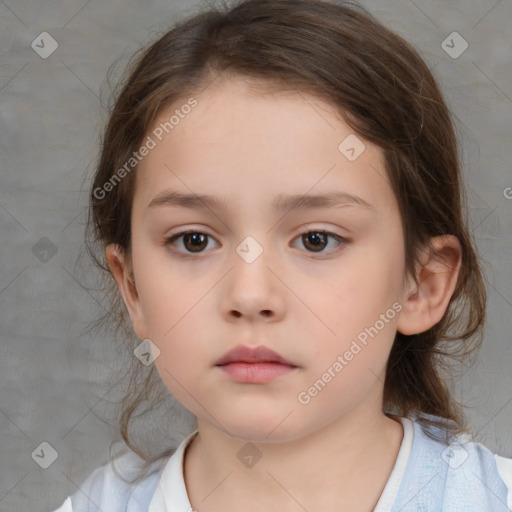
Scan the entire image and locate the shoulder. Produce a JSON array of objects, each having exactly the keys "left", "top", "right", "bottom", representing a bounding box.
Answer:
[
  {"left": 393, "top": 416, "right": 512, "bottom": 511},
  {"left": 495, "top": 453, "right": 512, "bottom": 507},
  {"left": 440, "top": 431, "right": 512, "bottom": 511},
  {"left": 53, "top": 448, "right": 171, "bottom": 512}
]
